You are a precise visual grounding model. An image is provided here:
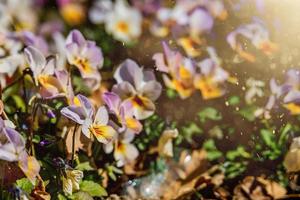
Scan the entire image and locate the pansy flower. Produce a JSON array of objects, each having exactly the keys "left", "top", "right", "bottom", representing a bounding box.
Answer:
[
  {"left": 189, "top": 8, "right": 214, "bottom": 37},
  {"left": 0, "top": 33, "right": 24, "bottom": 87},
  {"left": 61, "top": 94, "right": 117, "bottom": 144},
  {"left": 104, "top": 132, "right": 138, "bottom": 167},
  {"left": 281, "top": 69, "right": 300, "bottom": 115},
  {"left": 105, "top": 0, "right": 142, "bottom": 43},
  {"left": 151, "top": 0, "right": 226, "bottom": 38},
  {"left": 194, "top": 47, "right": 230, "bottom": 100},
  {"left": 0, "top": 0, "right": 37, "bottom": 31},
  {"left": 153, "top": 41, "right": 196, "bottom": 99},
  {"left": 57, "top": 0, "right": 86, "bottom": 26},
  {"left": 90, "top": 0, "right": 142, "bottom": 43},
  {"left": 131, "top": 0, "right": 160, "bottom": 15},
  {"left": 264, "top": 70, "right": 300, "bottom": 114},
  {"left": 65, "top": 29, "right": 103, "bottom": 91},
  {"left": 89, "top": 0, "right": 113, "bottom": 24},
  {"left": 24, "top": 46, "right": 73, "bottom": 100},
  {"left": 103, "top": 92, "right": 142, "bottom": 134},
  {"left": 20, "top": 31, "right": 49, "bottom": 55},
  {"left": 112, "top": 59, "right": 162, "bottom": 120},
  {"left": 177, "top": 36, "right": 202, "bottom": 58},
  {"left": 0, "top": 118, "right": 40, "bottom": 184},
  {"left": 227, "top": 20, "right": 278, "bottom": 62}
]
